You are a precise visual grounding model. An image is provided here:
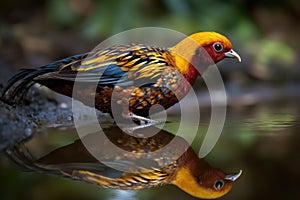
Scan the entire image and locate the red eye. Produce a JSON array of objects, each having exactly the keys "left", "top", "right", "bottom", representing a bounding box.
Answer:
[{"left": 213, "top": 43, "right": 223, "bottom": 52}]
